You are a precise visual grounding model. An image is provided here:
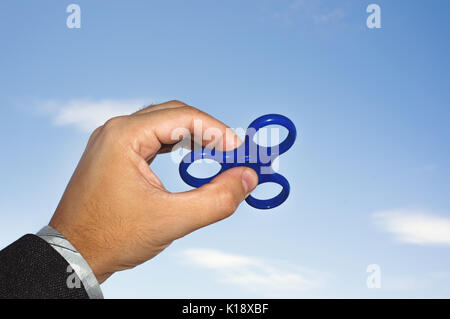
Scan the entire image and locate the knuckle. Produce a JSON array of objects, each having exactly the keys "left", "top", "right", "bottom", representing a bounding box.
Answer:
[
  {"left": 100, "top": 116, "right": 131, "bottom": 143},
  {"left": 167, "top": 99, "right": 187, "bottom": 106},
  {"left": 88, "top": 126, "right": 102, "bottom": 143},
  {"left": 103, "top": 116, "right": 127, "bottom": 130},
  {"left": 180, "top": 104, "right": 199, "bottom": 113}
]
